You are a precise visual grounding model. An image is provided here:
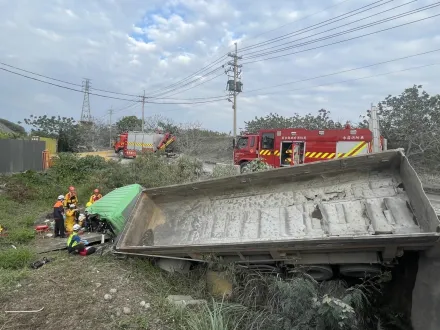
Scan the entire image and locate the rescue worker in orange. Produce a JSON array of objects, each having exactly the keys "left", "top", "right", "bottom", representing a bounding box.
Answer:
[
  {"left": 64, "top": 186, "right": 78, "bottom": 208},
  {"left": 89, "top": 189, "right": 102, "bottom": 204},
  {"left": 53, "top": 195, "right": 66, "bottom": 238}
]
